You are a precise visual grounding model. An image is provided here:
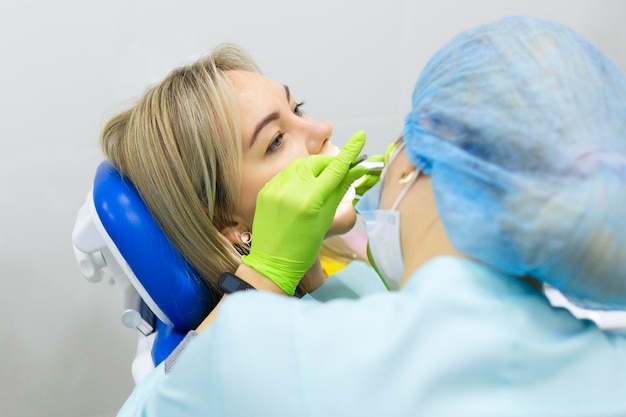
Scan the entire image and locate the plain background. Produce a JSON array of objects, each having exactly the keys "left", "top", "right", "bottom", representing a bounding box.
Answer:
[{"left": 1, "top": 1, "right": 625, "bottom": 416}]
